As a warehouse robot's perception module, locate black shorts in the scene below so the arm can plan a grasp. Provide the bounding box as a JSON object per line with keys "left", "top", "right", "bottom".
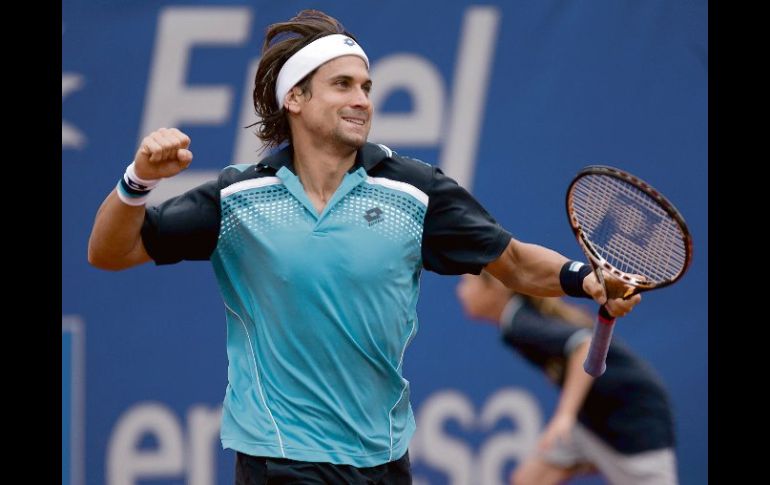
{"left": 234, "top": 451, "right": 412, "bottom": 485}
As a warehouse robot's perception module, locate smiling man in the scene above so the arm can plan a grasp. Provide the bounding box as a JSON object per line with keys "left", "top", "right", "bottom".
{"left": 87, "top": 9, "right": 640, "bottom": 484}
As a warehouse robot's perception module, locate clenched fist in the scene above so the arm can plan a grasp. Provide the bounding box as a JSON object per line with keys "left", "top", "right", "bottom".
{"left": 133, "top": 128, "right": 193, "bottom": 180}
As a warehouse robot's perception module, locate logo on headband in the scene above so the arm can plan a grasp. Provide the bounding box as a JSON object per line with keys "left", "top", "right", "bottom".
{"left": 343, "top": 38, "right": 355, "bottom": 46}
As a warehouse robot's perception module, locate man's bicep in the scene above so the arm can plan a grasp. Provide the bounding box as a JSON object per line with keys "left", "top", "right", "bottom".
{"left": 484, "top": 239, "right": 518, "bottom": 287}
{"left": 131, "top": 238, "right": 153, "bottom": 266}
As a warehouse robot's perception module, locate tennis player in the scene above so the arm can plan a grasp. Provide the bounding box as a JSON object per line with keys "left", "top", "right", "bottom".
{"left": 88, "top": 9, "right": 641, "bottom": 484}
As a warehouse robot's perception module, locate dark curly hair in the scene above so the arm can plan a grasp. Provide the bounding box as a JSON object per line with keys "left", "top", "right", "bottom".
{"left": 250, "top": 10, "right": 359, "bottom": 149}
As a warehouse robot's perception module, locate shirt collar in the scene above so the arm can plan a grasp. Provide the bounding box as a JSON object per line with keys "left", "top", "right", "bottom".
{"left": 259, "top": 142, "right": 391, "bottom": 173}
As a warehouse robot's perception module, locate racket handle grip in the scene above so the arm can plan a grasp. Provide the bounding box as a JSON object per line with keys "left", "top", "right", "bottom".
{"left": 583, "top": 306, "right": 616, "bottom": 377}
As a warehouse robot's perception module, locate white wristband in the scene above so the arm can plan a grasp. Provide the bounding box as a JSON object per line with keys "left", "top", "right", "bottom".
{"left": 125, "top": 161, "right": 160, "bottom": 190}
{"left": 116, "top": 161, "right": 161, "bottom": 206}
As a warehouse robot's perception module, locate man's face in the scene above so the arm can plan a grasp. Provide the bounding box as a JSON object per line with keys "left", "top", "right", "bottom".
{"left": 295, "top": 55, "right": 373, "bottom": 150}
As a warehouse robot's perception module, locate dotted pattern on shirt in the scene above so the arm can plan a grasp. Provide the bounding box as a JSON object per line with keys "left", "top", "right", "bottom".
{"left": 329, "top": 184, "right": 425, "bottom": 245}
{"left": 217, "top": 182, "right": 426, "bottom": 254}
{"left": 218, "top": 185, "right": 306, "bottom": 255}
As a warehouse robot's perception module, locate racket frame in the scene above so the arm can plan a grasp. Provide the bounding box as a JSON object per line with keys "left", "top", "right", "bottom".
{"left": 565, "top": 165, "right": 694, "bottom": 376}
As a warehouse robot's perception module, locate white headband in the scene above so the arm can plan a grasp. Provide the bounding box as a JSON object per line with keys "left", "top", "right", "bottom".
{"left": 275, "top": 34, "right": 369, "bottom": 108}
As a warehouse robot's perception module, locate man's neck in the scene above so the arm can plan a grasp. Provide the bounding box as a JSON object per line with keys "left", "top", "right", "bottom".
{"left": 291, "top": 139, "right": 359, "bottom": 213}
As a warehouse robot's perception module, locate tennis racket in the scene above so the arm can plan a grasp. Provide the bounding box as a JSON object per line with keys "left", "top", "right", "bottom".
{"left": 566, "top": 165, "right": 693, "bottom": 377}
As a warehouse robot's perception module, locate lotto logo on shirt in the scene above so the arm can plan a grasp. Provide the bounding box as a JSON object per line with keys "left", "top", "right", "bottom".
{"left": 364, "top": 207, "right": 384, "bottom": 226}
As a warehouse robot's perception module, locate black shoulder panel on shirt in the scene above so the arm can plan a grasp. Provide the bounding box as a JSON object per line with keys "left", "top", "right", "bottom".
{"left": 365, "top": 146, "right": 512, "bottom": 275}
{"left": 366, "top": 151, "right": 436, "bottom": 192}
{"left": 141, "top": 179, "right": 221, "bottom": 264}
{"left": 218, "top": 163, "right": 275, "bottom": 188}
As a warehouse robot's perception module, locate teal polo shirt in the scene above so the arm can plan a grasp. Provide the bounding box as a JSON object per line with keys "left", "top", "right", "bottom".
{"left": 141, "top": 142, "right": 511, "bottom": 467}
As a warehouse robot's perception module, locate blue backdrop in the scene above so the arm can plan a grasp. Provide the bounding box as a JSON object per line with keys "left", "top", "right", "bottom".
{"left": 62, "top": 1, "right": 708, "bottom": 484}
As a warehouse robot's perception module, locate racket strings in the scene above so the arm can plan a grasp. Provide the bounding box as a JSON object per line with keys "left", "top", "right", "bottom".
{"left": 571, "top": 175, "right": 687, "bottom": 284}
